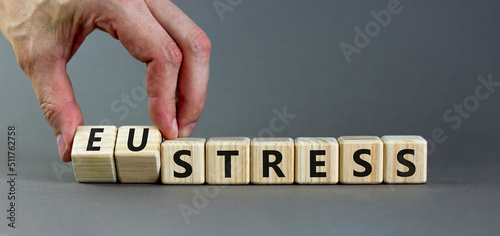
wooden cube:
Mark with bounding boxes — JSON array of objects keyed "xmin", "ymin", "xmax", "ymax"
[
  {"xmin": 381, "ymin": 135, "xmax": 427, "ymax": 184},
  {"xmin": 206, "ymin": 137, "xmax": 250, "ymax": 184},
  {"xmin": 114, "ymin": 126, "xmax": 162, "ymax": 183},
  {"xmin": 71, "ymin": 126, "xmax": 117, "ymax": 182},
  {"xmin": 251, "ymin": 138, "xmax": 294, "ymax": 184},
  {"xmin": 338, "ymin": 136, "xmax": 383, "ymax": 184},
  {"xmin": 161, "ymin": 138, "xmax": 206, "ymax": 184},
  {"xmin": 295, "ymin": 137, "xmax": 339, "ymax": 184}
]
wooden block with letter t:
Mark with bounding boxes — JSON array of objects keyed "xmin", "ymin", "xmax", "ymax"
[
  {"xmin": 381, "ymin": 135, "xmax": 427, "ymax": 184},
  {"xmin": 71, "ymin": 126, "xmax": 118, "ymax": 183},
  {"xmin": 295, "ymin": 137, "xmax": 339, "ymax": 184},
  {"xmin": 338, "ymin": 136, "xmax": 383, "ymax": 184},
  {"xmin": 206, "ymin": 137, "xmax": 250, "ymax": 184},
  {"xmin": 114, "ymin": 126, "xmax": 162, "ymax": 183},
  {"xmin": 251, "ymin": 138, "xmax": 294, "ymax": 184},
  {"xmin": 161, "ymin": 138, "xmax": 206, "ymax": 184}
]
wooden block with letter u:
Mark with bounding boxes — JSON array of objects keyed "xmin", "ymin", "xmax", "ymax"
[
  {"xmin": 206, "ymin": 137, "xmax": 250, "ymax": 184},
  {"xmin": 161, "ymin": 138, "xmax": 206, "ymax": 184},
  {"xmin": 381, "ymin": 135, "xmax": 427, "ymax": 184},
  {"xmin": 114, "ymin": 126, "xmax": 162, "ymax": 183},
  {"xmin": 338, "ymin": 136, "xmax": 383, "ymax": 184},
  {"xmin": 251, "ymin": 138, "xmax": 294, "ymax": 184},
  {"xmin": 71, "ymin": 126, "xmax": 118, "ymax": 182}
]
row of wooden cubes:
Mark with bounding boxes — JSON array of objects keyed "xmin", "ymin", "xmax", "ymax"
[{"xmin": 71, "ymin": 126, "xmax": 427, "ymax": 184}]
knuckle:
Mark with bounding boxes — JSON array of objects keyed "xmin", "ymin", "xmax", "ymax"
[
  {"xmin": 14, "ymin": 43, "xmax": 56, "ymax": 77},
  {"xmin": 40, "ymin": 100, "xmax": 60, "ymax": 127},
  {"xmin": 17, "ymin": 54, "xmax": 34, "ymax": 74},
  {"xmin": 163, "ymin": 41, "xmax": 183, "ymax": 68},
  {"xmin": 186, "ymin": 28, "xmax": 211, "ymax": 58},
  {"xmin": 14, "ymin": 45, "xmax": 38, "ymax": 74}
]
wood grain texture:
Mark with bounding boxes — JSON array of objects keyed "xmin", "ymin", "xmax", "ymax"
[
  {"xmin": 381, "ymin": 135, "xmax": 427, "ymax": 184},
  {"xmin": 251, "ymin": 138, "xmax": 294, "ymax": 184},
  {"xmin": 71, "ymin": 126, "xmax": 117, "ymax": 183},
  {"xmin": 206, "ymin": 137, "xmax": 250, "ymax": 184},
  {"xmin": 338, "ymin": 136, "xmax": 383, "ymax": 184},
  {"xmin": 114, "ymin": 126, "xmax": 162, "ymax": 183},
  {"xmin": 161, "ymin": 138, "xmax": 206, "ymax": 184},
  {"xmin": 295, "ymin": 137, "xmax": 338, "ymax": 184}
]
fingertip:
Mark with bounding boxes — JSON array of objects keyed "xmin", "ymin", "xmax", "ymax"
[
  {"xmin": 179, "ymin": 122, "xmax": 197, "ymax": 138},
  {"xmin": 52, "ymin": 102, "xmax": 82, "ymax": 162},
  {"xmin": 57, "ymin": 134, "xmax": 66, "ymax": 161},
  {"xmin": 172, "ymin": 118, "xmax": 178, "ymax": 139},
  {"xmin": 61, "ymin": 146, "xmax": 72, "ymax": 163},
  {"xmin": 148, "ymin": 96, "xmax": 178, "ymax": 140},
  {"xmin": 57, "ymin": 132, "xmax": 74, "ymax": 162},
  {"xmin": 151, "ymin": 114, "xmax": 178, "ymax": 140},
  {"xmin": 156, "ymin": 118, "xmax": 178, "ymax": 140},
  {"xmin": 175, "ymin": 98, "xmax": 205, "ymax": 138}
]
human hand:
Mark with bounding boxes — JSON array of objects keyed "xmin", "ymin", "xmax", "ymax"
[{"xmin": 0, "ymin": 0, "xmax": 211, "ymax": 162}]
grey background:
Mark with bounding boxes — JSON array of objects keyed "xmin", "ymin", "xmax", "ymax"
[{"xmin": 1, "ymin": 0, "xmax": 500, "ymax": 235}]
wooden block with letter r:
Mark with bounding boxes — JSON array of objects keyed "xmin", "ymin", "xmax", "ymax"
[
  {"xmin": 338, "ymin": 136, "xmax": 383, "ymax": 184},
  {"xmin": 295, "ymin": 137, "xmax": 339, "ymax": 184},
  {"xmin": 114, "ymin": 126, "xmax": 162, "ymax": 183},
  {"xmin": 161, "ymin": 138, "xmax": 206, "ymax": 184},
  {"xmin": 71, "ymin": 126, "xmax": 118, "ymax": 183},
  {"xmin": 251, "ymin": 138, "xmax": 294, "ymax": 184},
  {"xmin": 206, "ymin": 137, "xmax": 250, "ymax": 184},
  {"xmin": 381, "ymin": 135, "xmax": 427, "ymax": 184}
]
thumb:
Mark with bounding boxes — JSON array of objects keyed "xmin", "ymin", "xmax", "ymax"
[{"xmin": 26, "ymin": 60, "xmax": 83, "ymax": 162}]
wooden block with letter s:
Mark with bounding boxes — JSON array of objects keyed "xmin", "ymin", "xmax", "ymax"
[
  {"xmin": 338, "ymin": 136, "xmax": 383, "ymax": 184},
  {"xmin": 381, "ymin": 135, "xmax": 427, "ymax": 184},
  {"xmin": 161, "ymin": 138, "xmax": 206, "ymax": 184},
  {"xmin": 71, "ymin": 126, "xmax": 118, "ymax": 183},
  {"xmin": 114, "ymin": 126, "xmax": 162, "ymax": 183}
]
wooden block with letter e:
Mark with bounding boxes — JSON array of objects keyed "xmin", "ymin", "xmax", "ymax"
[
  {"xmin": 161, "ymin": 138, "xmax": 206, "ymax": 184},
  {"xmin": 114, "ymin": 126, "xmax": 162, "ymax": 183},
  {"xmin": 381, "ymin": 135, "xmax": 427, "ymax": 184},
  {"xmin": 338, "ymin": 136, "xmax": 383, "ymax": 184},
  {"xmin": 251, "ymin": 138, "xmax": 294, "ymax": 184},
  {"xmin": 206, "ymin": 137, "xmax": 250, "ymax": 184},
  {"xmin": 71, "ymin": 126, "xmax": 118, "ymax": 183},
  {"xmin": 295, "ymin": 137, "xmax": 339, "ymax": 184}
]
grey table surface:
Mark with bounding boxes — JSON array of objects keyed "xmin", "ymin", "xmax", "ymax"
[
  {"xmin": 1, "ymin": 1, "xmax": 500, "ymax": 235},
  {"xmin": 1, "ymin": 147, "xmax": 500, "ymax": 236}
]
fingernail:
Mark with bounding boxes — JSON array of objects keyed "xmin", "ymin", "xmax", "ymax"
[
  {"xmin": 172, "ymin": 118, "xmax": 179, "ymax": 138},
  {"xmin": 56, "ymin": 134, "xmax": 66, "ymax": 160},
  {"xmin": 179, "ymin": 122, "xmax": 197, "ymax": 138}
]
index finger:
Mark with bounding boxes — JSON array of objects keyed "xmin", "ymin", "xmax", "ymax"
[
  {"xmin": 146, "ymin": 0, "xmax": 211, "ymax": 137},
  {"xmin": 96, "ymin": 1, "xmax": 182, "ymax": 139}
]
